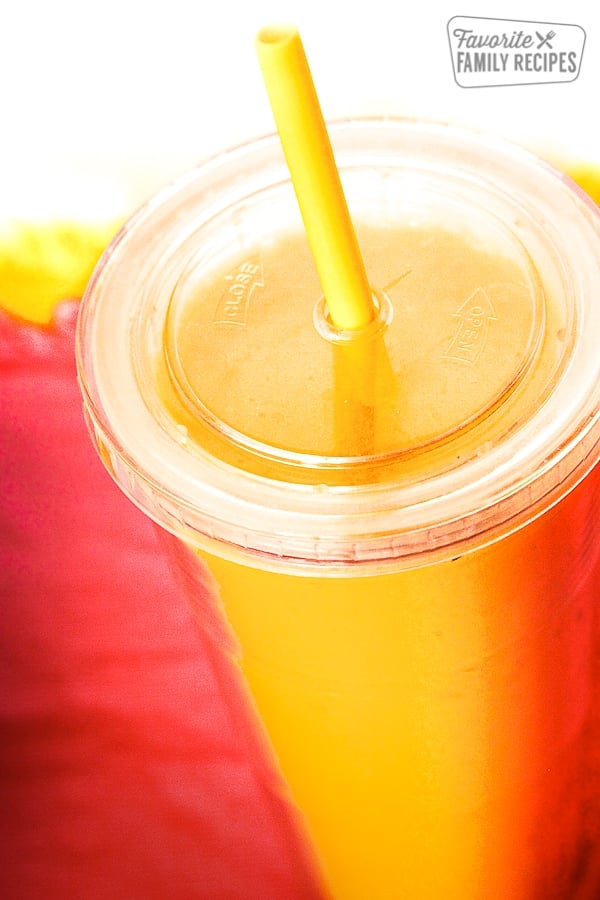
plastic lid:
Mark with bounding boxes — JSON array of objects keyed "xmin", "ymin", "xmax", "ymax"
[{"xmin": 76, "ymin": 120, "xmax": 600, "ymax": 572}]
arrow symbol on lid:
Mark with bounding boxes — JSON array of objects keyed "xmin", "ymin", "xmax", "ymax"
[{"xmin": 442, "ymin": 286, "xmax": 498, "ymax": 366}]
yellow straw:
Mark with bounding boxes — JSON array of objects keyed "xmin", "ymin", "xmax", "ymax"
[
  {"xmin": 256, "ymin": 25, "xmax": 374, "ymax": 331},
  {"xmin": 333, "ymin": 337, "xmax": 376, "ymax": 457}
]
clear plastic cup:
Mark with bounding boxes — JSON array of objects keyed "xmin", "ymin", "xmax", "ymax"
[{"xmin": 76, "ymin": 120, "xmax": 600, "ymax": 899}]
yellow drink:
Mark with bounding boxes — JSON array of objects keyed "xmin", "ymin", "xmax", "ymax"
[
  {"xmin": 158, "ymin": 222, "xmax": 597, "ymax": 898},
  {"xmin": 77, "ymin": 121, "xmax": 600, "ymax": 898},
  {"xmin": 195, "ymin": 485, "xmax": 600, "ymax": 900}
]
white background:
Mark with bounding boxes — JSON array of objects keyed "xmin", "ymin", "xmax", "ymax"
[{"xmin": 2, "ymin": 0, "xmax": 598, "ymax": 219}]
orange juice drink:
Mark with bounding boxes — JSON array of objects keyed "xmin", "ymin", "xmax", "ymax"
[{"xmin": 77, "ymin": 120, "xmax": 600, "ymax": 899}]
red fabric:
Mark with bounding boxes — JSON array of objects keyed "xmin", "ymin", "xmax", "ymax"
[{"xmin": 0, "ymin": 302, "xmax": 324, "ymax": 899}]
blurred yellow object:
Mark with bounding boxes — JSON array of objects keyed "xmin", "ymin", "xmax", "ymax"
[
  {"xmin": 568, "ymin": 165, "xmax": 600, "ymax": 207},
  {"xmin": 0, "ymin": 220, "xmax": 119, "ymax": 325}
]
